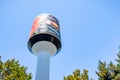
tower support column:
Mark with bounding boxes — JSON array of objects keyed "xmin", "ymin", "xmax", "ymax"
[{"xmin": 35, "ymin": 51, "xmax": 50, "ymax": 80}]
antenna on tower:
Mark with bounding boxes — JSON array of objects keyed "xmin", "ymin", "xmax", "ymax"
[{"xmin": 28, "ymin": 13, "xmax": 61, "ymax": 80}]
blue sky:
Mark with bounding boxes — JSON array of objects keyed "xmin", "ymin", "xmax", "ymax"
[{"xmin": 0, "ymin": 0, "xmax": 120, "ymax": 80}]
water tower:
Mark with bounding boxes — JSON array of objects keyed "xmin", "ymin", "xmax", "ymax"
[{"xmin": 28, "ymin": 13, "xmax": 61, "ymax": 80}]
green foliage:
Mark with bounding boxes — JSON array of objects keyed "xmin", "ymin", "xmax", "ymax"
[
  {"xmin": 0, "ymin": 57, "xmax": 32, "ymax": 80},
  {"xmin": 64, "ymin": 49, "xmax": 120, "ymax": 80},
  {"xmin": 64, "ymin": 69, "xmax": 89, "ymax": 80},
  {"xmin": 96, "ymin": 52, "xmax": 120, "ymax": 80}
]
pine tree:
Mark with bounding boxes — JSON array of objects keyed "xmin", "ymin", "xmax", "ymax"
[
  {"xmin": 0, "ymin": 56, "xmax": 32, "ymax": 80},
  {"xmin": 96, "ymin": 52, "xmax": 120, "ymax": 80}
]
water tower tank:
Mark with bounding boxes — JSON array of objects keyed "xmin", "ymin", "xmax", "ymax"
[{"xmin": 28, "ymin": 13, "xmax": 61, "ymax": 56}]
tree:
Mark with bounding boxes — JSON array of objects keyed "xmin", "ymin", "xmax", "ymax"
[
  {"xmin": 96, "ymin": 53, "xmax": 120, "ymax": 80},
  {"xmin": 0, "ymin": 56, "xmax": 32, "ymax": 80},
  {"xmin": 64, "ymin": 69, "xmax": 89, "ymax": 80},
  {"xmin": 64, "ymin": 49, "xmax": 120, "ymax": 80}
]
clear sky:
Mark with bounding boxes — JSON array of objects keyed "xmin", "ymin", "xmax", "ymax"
[{"xmin": 0, "ymin": 0, "xmax": 120, "ymax": 80}]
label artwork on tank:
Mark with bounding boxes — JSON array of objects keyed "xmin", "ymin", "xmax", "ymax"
[{"xmin": 29, "ymin": 14, "xmax": 60, "ymax": 40}]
